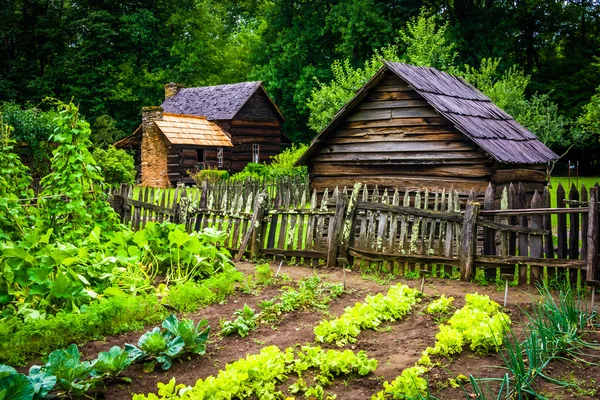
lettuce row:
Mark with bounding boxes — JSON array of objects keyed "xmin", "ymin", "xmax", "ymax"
[
  {"xmin": 373, "ymin": 293, "xmax": 511, "ymax": 399},
  {"xmin": 132, "ymin": 345, "xmax": 378, "ymax": 400},
  {"xmin": 314, "ymin": 284, "xmax": 420, "ymax": 346}
]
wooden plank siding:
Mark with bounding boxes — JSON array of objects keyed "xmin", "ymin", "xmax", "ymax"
[
  {"xmin": 223, "ymin": 90, "xmax": 284, "ymax": 173},
  {"xmin": 307, "ymin": 73, "xmax": 493, "ymax": 194},
  {"xmin": 166, "ymin": 144, "xmax": 232, "ymax": 184}
]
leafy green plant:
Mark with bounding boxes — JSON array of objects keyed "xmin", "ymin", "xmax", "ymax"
[
  {"xmin": 221, "ymin": 304, "xmax": 257, "ymax": 337},
  {"xmin": 161, "ymin": 314, "xmax": 210, "ymax": 355},
  {"xmin": 36, "ymin": 100, "xmax": 120, "ymax": 241},
  {"xmin": 43, "ymin": 344, "xmax": 96, "ymax": 397},
  {"xmin": 0, "ymin": 365, "xmax": 36, "ymax": 400},
  {"xmin": 426, "ymin": 295, "xmax": 454, "ymax": 314},
  {"xmin": 0, "ymin": 117, "xmax": 33, "ymax": 241},
  {"xmin": 90, "ymin": 346, "xmax": 132, "ymax": 381},
  {"xmin": 92, "ymin": 145, "xmax": 136, "ymax": 187},
  {"xmin": 126, "ymin": 327, "xmax": 185, "ymax": 373},
  {"xmin": 126, "ymin": 313, "xmax": 210, "ymax": 373},
  {"xmin": 372, "ymin": 366, "xmax": 428, "ymax": 400},
  {"xmin": 314, "ymin": 283, "xmax": 420, "ymax": 346},
  {"xmin": 254, "ymin": 263, "xmax": 274, "ymax": 286}
]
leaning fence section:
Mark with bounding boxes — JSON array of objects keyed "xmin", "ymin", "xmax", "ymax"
[{"xmin": 108, "ymin": 179, "xmax": 600, "ymax": 288}]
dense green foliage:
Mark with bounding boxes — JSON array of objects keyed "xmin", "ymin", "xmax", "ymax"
[
  {"xmin": 0, "ymin": 118, "xmax": 33, "ymax": 241},
  {"xmin": 2, "ymin": 0, "xmax": 598, "ymax": 150},
  {"xmin": 0, "ymin": 292, "xmax": 166, "ymax": 365},
  {"xmin": 0, "ymin": 103, "xmax": 57, "ymax": 176},
  {"xmin": 231, "ymin": 143, "xmax": 308, "ymax": 180},
  {"xmin": 36, "ymin": 101, "xmax": 119, "ymax": 240},
  {"xmin": 92, "ymin": 146, "xmax": 136, "ymax": 187},
  {"xmin": 189, "ymin": 168, "xmax": 230, "ymax": 185}
]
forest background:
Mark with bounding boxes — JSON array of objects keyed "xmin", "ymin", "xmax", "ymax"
[{"xmin": 1, "ymin": 0, "xmax": 600, "ymax": 174}]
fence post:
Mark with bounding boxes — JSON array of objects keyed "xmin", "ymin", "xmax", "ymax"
[
  {"xmin": 529, "ymin": 191, "xmax": 543, "ymax": 285},
  {"xmin": 327, "ymin": 189, "xmax": 347, "ymax": 268},
  {"xmin": 251, "ymin": 193, "xmax": 269, "ymax": 259},
  {"xmin": 235, "ymin": 191, "xmax": 267, "ymax": 261},
  {"xmin": 483, "ymin": 183, "xmax": 496, "ymax": 280},
  {"xmin": 460, "ymin": 201, "xmax": 480, "ymax": 281},
  {"xmin": 587, "ymin": 186, "xmax": 598, "ymax": 282},
  {"xmin": 339, "ymin": 183, "xmax": 362, "ymax": 261}
]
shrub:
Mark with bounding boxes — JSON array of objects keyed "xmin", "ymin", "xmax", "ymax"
[
  {"xmin": 231, "ymin": 144, "xmax": 308, "ymax": 180},
  {"xmin": 0, "ymin": 102, "xmax": 57, "ymax": 176},
  {"xmin": 92, "ymin": 145, "xmax": 136, "ymax": 186},
  {"xmin": 189, "ymin": 167, "xmax": 229, "ymax": 185}
]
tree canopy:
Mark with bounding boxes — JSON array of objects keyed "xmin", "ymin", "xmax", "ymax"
[{"xmin": 1, "ymin": 0, "xmax": 599, "ymax": 157}]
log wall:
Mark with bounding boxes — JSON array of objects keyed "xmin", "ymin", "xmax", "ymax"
[
  {"xmin": 166, "ymin": 144, "xmax": 232, "ymax": 184},
  {"xmin": 218, "ymin": 90, "xmax": 284, "ymax": 173},
  {"xmin": 307, "ymin": 72, "xmax": 493, "ymax": 195},
  {"xmin": 306, "ymin": 71, "xmax": 549, "ymax": 198}
]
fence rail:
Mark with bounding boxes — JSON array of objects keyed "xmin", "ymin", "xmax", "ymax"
[{"xmin": 108, "ymin": 177, "xmax": 600, "ymax": 287}]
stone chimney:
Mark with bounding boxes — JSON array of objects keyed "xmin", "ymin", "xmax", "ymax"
[
  {"xmin": 140, "ymin": 106, "xmax": 170, "ymax": 188},
  {"xmin": 164, "ymin": 83, "xmax": 184, "ymax": 100}
]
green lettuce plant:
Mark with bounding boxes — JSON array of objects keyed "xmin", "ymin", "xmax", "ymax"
[
  {"xmin": 220, "ymin": 304, "xmax": 257, "ymax": 337},
  {"xmin": 90, "ymin": 346, "xmax": 132, "ymax": 381},
  {"xmin": 161, "ymin": 314, "xmax": 210, "ymax": 355},
  {"xmin": 126, "ymin": 327, "xmax": 185, "ymax": 373}
]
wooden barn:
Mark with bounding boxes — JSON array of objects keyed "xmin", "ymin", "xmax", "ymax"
[
  {"xmin": 116, "ymin": 81, "xmax": 288, "ymax": 187},
  {"xmin": 297, "ymin": 61, "xmax": 558, "ymax": 197},
  {"xmin": 115, "ymin": 108, "xmax": 233, "ymax": 187},
  {"xmin": 161, "ymin": 81, "xmax": 288, "ymax": 173}
]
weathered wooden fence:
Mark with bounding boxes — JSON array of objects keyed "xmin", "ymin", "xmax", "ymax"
[{"xmin": 108, "ymin": 178, "xmax": 600, "ymax": 288}]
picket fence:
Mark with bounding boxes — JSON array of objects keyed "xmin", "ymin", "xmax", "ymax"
[{"xmin": 108, "ymin": 177, "xmax": 600, "ymax": 288}]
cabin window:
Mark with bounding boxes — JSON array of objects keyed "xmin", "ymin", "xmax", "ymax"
[
  {"xmin": 196, "ymin": 149, "xmax": 204, "ymax": 169},
  {"xmin": 253, "ymin": 144, "xmax": 260, "ymax": 163},
  {"xmin": 217, "ymin": 148, "xmax": 223, "ymax": 168}
]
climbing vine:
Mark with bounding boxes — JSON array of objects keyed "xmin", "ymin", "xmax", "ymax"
[
  {"xmin": 36, "ymin": 100, "xmax": 119, "ymax": 240},
  {"xmin": 0, "ymin": 116, "xmax": 33, "ymax": 240}
]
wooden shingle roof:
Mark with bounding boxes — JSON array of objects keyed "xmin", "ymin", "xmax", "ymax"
[
  {"xmin": 156, "ymin": 114, "xmax": 233, "ymax": 147},
  {"xmin": 299, "ymin": 61, "xmax": 558, "ymax": 166},
  {"xmin": 383, "ymin": 61, "xmax": 558, "ymax": 164},
  {"xmin": 160, "ymin": 81, "xmax": 283, "ymax": 121}
]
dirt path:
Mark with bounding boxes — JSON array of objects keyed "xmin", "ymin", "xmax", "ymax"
[{"xmin": 45, "ymin": 262, "xmax": 599, "ymax": 399}]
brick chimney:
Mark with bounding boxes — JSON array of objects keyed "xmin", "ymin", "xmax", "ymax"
[
  {"xmin": 164, "ymin": 83, "xmax": 184, "ymax": 100},
  {"xmin": 140, "ymin": 106, "xmax": 170, "ymax": 188}
]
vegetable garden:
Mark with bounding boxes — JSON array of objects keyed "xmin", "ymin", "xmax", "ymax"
[{"xmin": 1, "ymin": 103, "xmax": 600, "ymax": 399}]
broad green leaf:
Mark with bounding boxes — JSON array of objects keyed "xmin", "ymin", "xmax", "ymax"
[
  {"xmin": 168, "ymin": 229, "xmax": 190, "ymax": 248},
  {"xmin": 0, "ymin": 373, "xmax": 35, "ymax": 400}
]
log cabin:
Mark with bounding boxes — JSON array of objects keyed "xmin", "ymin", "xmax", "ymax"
[
  {"xmin": 115, "ymin": 81, "xmax": 288, "ymax": 187},
  {"xmin": 297, "ymin": 61, "xmax": 559, "ymax": 198}
]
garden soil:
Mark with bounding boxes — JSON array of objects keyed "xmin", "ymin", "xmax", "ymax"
[{"xmin": 37, "ymin": 262, "xmax": 600, "ymax": 399}]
